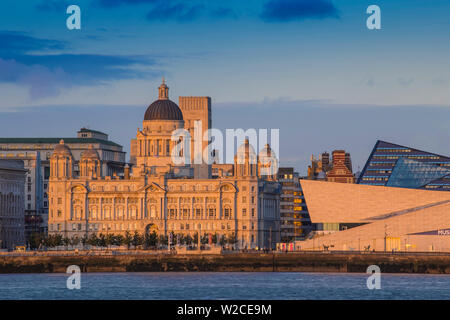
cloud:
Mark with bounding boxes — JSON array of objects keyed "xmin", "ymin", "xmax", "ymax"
[
  {"xmin": 260, "ymin": 0, "xmax": 339, "ymax": 22},
  {"xmin": 146, "ymin": 3, "xmax": 206, "ymax": 22},
  {"xmin": 35, "ymin": 0, "xmax": 71, "ymax": 12},
  {"xmin": 96, "ymin": 0, "xmax": 159, "ymax": 7},
  {"xmin": 0, "ymin": 31, "xmax": 66, "ymax": 56},
  {"xmin": 0, "ymin": 31, "xmax": 160, "ymax": 99}
]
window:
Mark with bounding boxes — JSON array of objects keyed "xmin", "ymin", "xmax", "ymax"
[
  {"xmin": 242, "ymin": 197, "xmax": 246, "ymax": 203},
  {"xmin": 242, "ymin": 209, "xmax": 247, "ymax": 217},
  {"xmin": 252, "ymin": 208, "xmax": 255, "ymax": 217}
]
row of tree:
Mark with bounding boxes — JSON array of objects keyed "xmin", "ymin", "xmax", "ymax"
[{"xmin": 28, "ymin": 231, "xmax": 237, "ymax": 250}]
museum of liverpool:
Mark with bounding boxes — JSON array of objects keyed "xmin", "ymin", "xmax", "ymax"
[{"xmin": 297, "ymin": 140, "xmax": 450, "ymax": 252}]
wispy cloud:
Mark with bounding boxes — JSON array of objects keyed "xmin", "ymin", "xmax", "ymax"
[
  {"xmin": 0, "ymin": 31, "xmax": 159, "ymax": 99},
  {"xmin": 96, "ymin": 0, "xmax": 159, "ymax": 7},
  {"xmin": 146, "ymin": 2, "xmax": 206, "ymax": 22},
  {"xmin": 260, "ymin": 0, "xmax": 339, "ymax": 22}
]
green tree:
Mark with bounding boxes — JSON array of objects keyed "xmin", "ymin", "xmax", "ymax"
[
  {"xmin": 105, "ymin": 234, "xmax": 115, "ymax": 249},
  {"xmin": 159, "ymin": 235, "xmax": 168, "ymax": 246},
  {"xmin": 115, "ymin": 234, "xmax": 124, "ymax": 247},
  {"xmin": 145, "ymin": 231, "xmax": 158, "ymax": 249},
  {"xmin": 98, "ymin": 233, "xmax": 107, "ymax": 248},
  {"xmin": 124, "ymin": 231, "xmax": 133, "ymax": 250},
  {"xmin": 81, "ymin": 235, "xmax": 88, "ymax": 248},
  {"xmin": 87, "ymin": 234, "xmax": 99, "ymax": 247},
  {"xmin": 62, "ymin": 237, "xmax": 70, "ymax": 250},
  {"xmin": 132, "ymin": 231, "xmax": 143, "ymax": 249},
  {"xmin": 185, "ymin": 234, "xmax": 193, "ymax": 245},
  {"xmin": 219, "ymin": 235, "xmax": 226, "ymax": 246},
  {"xmin": 29, "ymin": 232, "xmax": 43, "ymax": 250}
]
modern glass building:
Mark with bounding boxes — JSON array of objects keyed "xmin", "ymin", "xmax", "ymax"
[{"xmin": 357, "ymin": 140, "xmax": 450, "ymax": 191}]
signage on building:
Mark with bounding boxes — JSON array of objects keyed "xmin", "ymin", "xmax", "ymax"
[{"xmin": 409, "ymin": 228, "xmax": 450, "ymax": 236}]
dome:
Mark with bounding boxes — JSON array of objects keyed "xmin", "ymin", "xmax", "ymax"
[
  {"xmin": 144, "ymin": 99, "xmax": 183, "ymax": 121},
  {"xmin": 237, "ymin": 139, "xmax": 257, "ymax": 156},
  {"xmin": 235, "ymin": 139, "xmax": 257, "ymax": 163},
  {"xmin": 258, "ymin": 144, "xmax": 276, "ymax": 159},
  {"xmin": 81, "ymin": 144, "xmax": 99, "ymax": 159},
  {"xmin": 144, "ymin": 78, "xmax": 183, "ymax": 121},
  {"xmin": 52, "ymin": 139, "xmax": 72, "ymax": 157}
]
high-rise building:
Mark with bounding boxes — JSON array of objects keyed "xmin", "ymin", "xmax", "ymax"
[
  {"xmin": 357, "ymin": 140, "xmax": 450, "ymax": 190},
  {"xmin": 0, "ymin": 129, "xmax": 126, "ymax": 242},
  {"xmin": 278, "ymin": 168, "xmax": 312, "ymax": 242},
  {"xmin": 0, "ymin": 159, "xmax": 26, "ymax": 250}
]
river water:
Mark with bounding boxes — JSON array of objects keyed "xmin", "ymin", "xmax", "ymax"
[{"xmin": 0, "ymin": 272, "xmax": 449, "ymax": 300}]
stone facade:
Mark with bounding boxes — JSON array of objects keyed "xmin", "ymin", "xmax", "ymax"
[
  {"xmin": 0, "ymin": 129, "xmax": 126, "ymax": 241},
  {"xmin": 0, "ymin": 160, "xmax": 26, "ymax": 250},
  {"xmin": 48, "ymin": 81, "xmax": 281, "ymax": 249}
]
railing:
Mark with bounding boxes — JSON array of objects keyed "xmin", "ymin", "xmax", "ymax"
[{"xmin": 1, "ymin": 249, "xmax": 450, "ymax": 257}]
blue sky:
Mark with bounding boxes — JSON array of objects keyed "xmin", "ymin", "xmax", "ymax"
[{"xmin": 0, "ymin": 0, "xmax": 449, "ymax": 173}]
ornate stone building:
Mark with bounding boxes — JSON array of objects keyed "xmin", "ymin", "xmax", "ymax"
[
  {"xmin": 48, "ymin": 81, "xmax": 281, "ymax": 249},
  {"xmin": 0, "ymin": 159, "xmax": 26, "ymax": 250},
  {"xmin": 0, "ymin": 128, "xmax": 126, "ymax": 241}
]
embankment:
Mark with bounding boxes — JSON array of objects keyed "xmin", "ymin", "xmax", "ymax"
[{"xmin": 1, "ymin": 252, "xmax": 449, "ymax": 274}]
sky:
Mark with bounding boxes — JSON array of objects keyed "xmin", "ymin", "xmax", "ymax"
[{"xmin": 0, "ymin": 0, "xmax": 449, "ymax": 174}]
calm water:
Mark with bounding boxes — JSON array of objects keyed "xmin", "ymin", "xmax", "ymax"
[{"xmin": 0, "ymin": 272, "xmax": 449, "ymax": 300}]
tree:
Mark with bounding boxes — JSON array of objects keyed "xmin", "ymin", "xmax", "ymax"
[
  {"xmin": 145, "ymin": 231, "xmax": 158, "ymax": 249},
  {"xmin": 219, "ymin": 235, "xmax": 226, "ymax": 246},
  {"xmin": 81, "ymin": 235, "xmax": 88, "ymax": 248},
  {"xmin": 185, "ymin": 234, "xmax": 193, "ymax": 245},
  {"xmin": 105, "ymin": 234, "xmax": 115, "ymax": 249},
  {"xmin": 87, "ymin": 234, "xmax": 99, "ymax": 247},
  {"xmin": 201, "ymin": 233, "xmax": 208, "ymax": 244},
  {"xmin": 62, "ymin": 237, "xmax": 71, "ymax": 250},
  {"xmin": 227, "ymin": 232, "xmax": 236, "ymax": 245},
  {"xmin": 132, "ymin": 231, "xmax": 143, "ymax": 249},
  {"xmin": 159, "ymin": 235, "xmax": 168, "ymax": 246},
  {"xmin": 98, "ymin": 233, "xmax": 107, "ymax": 248},
  {"xmin": 115, "ymin": 234, "xmax": 124, "ymax": 247},
  {"xmin": 193, "ymin": 233, "xmax": 199, "ymax": 246},
  {"xmin": 29, "ymin": 232, "xmax": 44, "ymax": 250},
  {"xmin": 124, "ymin": 231, "xmax": 133, "ymax": 250}
]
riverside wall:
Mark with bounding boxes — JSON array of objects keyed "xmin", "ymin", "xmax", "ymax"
[{"xmin": 0, "ymin": 252, "xmax": 449, "ymax": 274}]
